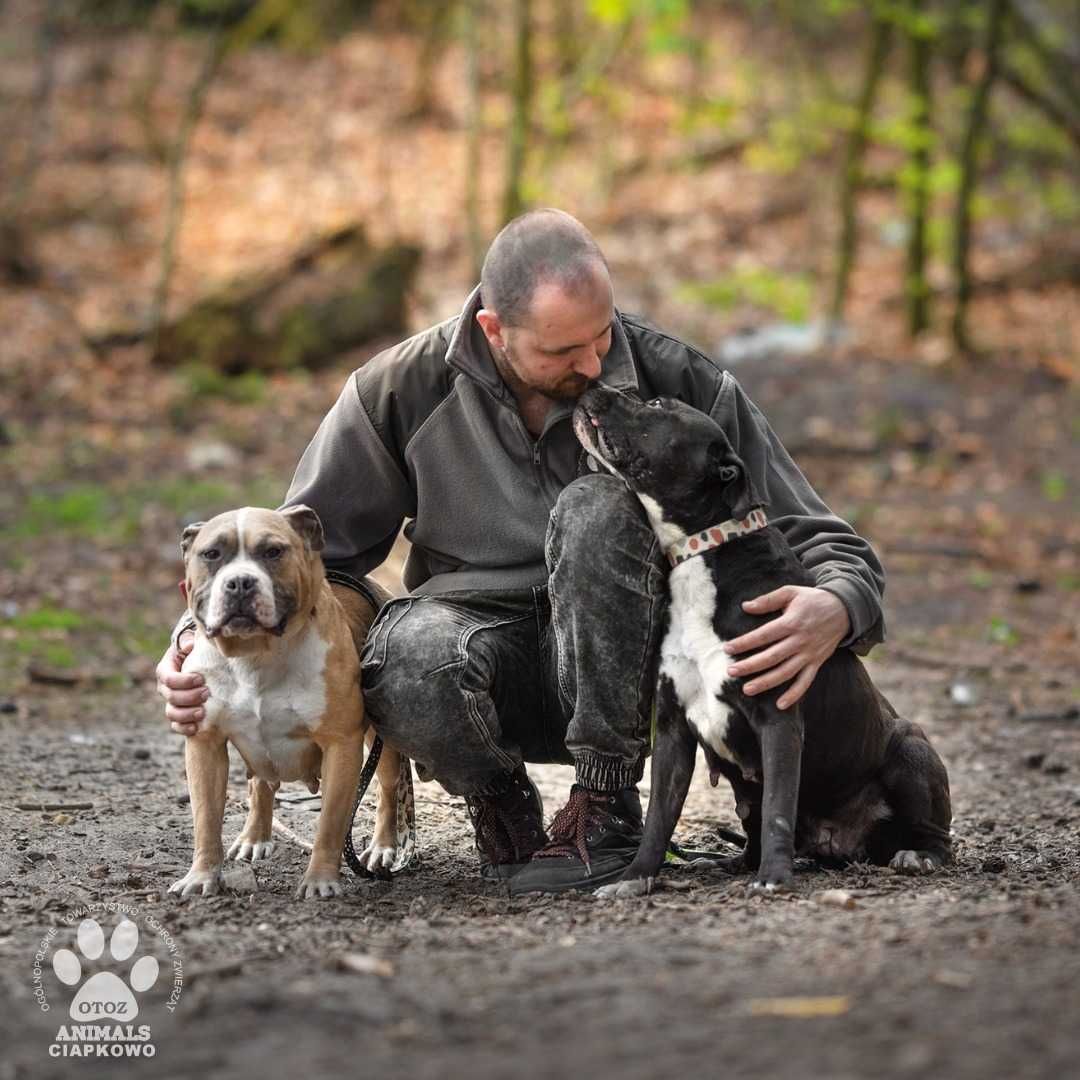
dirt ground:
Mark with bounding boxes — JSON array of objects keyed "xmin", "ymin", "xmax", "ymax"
[{"xmin": 2, "ymin": 352, "xmax": 1078, "ymax": 1080}]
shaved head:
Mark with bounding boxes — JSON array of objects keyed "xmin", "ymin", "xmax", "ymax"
[{"xmin": 480, "ymin": 208, "xmax": 609, "ymax": 328}]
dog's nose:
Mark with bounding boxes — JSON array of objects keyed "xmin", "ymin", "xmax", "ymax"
[{"xmin": 224, "ymin": 574, "xmax": 257, "ymax": 596}]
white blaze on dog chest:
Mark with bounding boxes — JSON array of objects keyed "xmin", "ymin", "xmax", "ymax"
[
  {"xmin": 661, "ymin": 556, "xmax": 737, "ymax": 761},
  {"xmin": 185, "ymin": 627, "xmax": 330, "ymax": 784}
]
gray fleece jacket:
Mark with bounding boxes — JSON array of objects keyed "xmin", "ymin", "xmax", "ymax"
[{"xmin": 282, "ymin": 286, "xmax": 885, "ymax": 652}]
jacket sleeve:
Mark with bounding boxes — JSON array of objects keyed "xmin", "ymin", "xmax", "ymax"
[
  {"xmin": 280, "ymin": 369, "xmax": 415, "ymax": 579},
  {"xmin": 709, "ymin": 372, "xmax": 886, "ymax": 653}
]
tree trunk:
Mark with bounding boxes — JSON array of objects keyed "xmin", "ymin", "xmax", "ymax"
[
  {"xmin": 149, "ymin": 28, "xmax": 228, "ymax": 358},
  {"xmin": 501, "ymin": 0, "xmax": 532, "ymax": 225},
  {"xmin": 463, "ymin": 0, "xmax": 484, "ymax": 281},
  {"xmin": 905, "ymin": 0, "xmax": 934, "ymax": 338},
  {"xmin": 831, "ymin": 13, "xmax": 893, "ymax": 323},
  {"xmin": 952, "ymin": 0, "xmax": 1009, "ymax": 355}
]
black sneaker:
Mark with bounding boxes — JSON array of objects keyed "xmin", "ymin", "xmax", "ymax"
[
  {"xmin": 465, "ymin": 765, "xmax": 548, "ymax": 881},
  {"xmin": 508, "ymin": 784, "xmax": 643, "ymax": 896}
]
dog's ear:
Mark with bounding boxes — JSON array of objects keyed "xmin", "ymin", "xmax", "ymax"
[
  {"xmin": 708, "ymin": 442, "xmax": 762, "ymax": 521},
  {"xmin": 281, "ymin": 504, "xmax": 325, "ymax": 552},
  {"xmin": 180, "ymin": 521, "xmax": 206, "ymax": 560}
]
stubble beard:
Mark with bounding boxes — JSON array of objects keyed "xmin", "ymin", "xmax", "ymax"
[{"xmin": 496, "ymin": 342, "xmax": 591, "ymax": 403}]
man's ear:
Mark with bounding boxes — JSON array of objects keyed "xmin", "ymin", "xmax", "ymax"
[
  {"xmin": 180, "ymin": 522, "xmax": 206, "ymax": 560},
  {"xmin": 475, "ymin": 308, "xmax": 507, "ymax": 354},
  {"xmin": 281, "ymin": 504, "xmax": 325, "ymax": 552}
]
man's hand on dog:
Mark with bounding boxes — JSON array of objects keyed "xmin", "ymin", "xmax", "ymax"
[
  {"xmin": 156, "ymin": 630, "xmax": 205, "ymax": 736},
  {"xmin": 724, "ymin": 586, "xmax": 849, "ymax": 710}
]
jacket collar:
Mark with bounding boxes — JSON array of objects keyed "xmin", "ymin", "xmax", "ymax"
[{"xmin": 444, "ymin": 284, "xmax": 640, "ymax": 400}]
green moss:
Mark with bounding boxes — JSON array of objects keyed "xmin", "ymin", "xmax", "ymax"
[
  {"xmin": 5, "ymin": 606, "xmax": 85, "ymax": 631},
  {"xmin": 681, "ymin": 267, "xmax": 812, "ymax": 322}
]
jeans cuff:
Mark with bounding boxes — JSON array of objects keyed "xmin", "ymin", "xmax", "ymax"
[{"xmin": 573, "ymin": 750, "xmax": 645, "ymax": 793}]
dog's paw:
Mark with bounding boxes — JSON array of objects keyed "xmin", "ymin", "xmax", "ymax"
[
  {"xmin": 294, "ymin": 872, "xmax": 344, "ymax": 900},
  {"xmin": 357, "ymin": 842, "xmax": 397, "ymax": 878},
  {"xmin": 227, "ymin": 835, "xmax": 275, "ymax": 862},
  {"xmin": 169, "ymin": 866, "xmax": 223, "ymax": 898},
  {"xmin": 889, "ymin": 849, "xmax": 941, "ymax": 875},
  {"xmin": 594, "ymin": 877, "xmax": 652, "ymax": 901},
  {"xmin": 749, "ymin": 871, "xmax": 794, "ymax": 895}
]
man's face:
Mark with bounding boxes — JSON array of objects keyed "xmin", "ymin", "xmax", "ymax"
[{"xmin": 478, "ymin": 265, "xmax": 615, "ymax": 402}]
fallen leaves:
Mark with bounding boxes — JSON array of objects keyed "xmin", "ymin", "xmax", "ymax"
[{"xmin": 747, "ymin": 995, "xmax": 852, "ymax": 1018}]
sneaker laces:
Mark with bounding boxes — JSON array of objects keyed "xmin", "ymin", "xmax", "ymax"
[
  {"xmin": 465, "ymin": 779, "xmax": 545, "ymax": 866},
  {"xmin": 534, "ymin": 785, "xmax": 613, "ymax": 872}
]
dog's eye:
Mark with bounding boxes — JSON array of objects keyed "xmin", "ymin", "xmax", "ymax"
[
  {"xmin": 647, "ymin": 398, "xmax": 663, "ymax": 409},
  {"xmin": 201, "ymin": 549, "xmax": 220, "ymax": 562},
  {"xmin": 263, "ymin": 546, "xmax": 284, "ymax": 560}
]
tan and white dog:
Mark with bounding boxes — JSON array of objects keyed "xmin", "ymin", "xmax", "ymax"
[{"xmin": 171, "ymin": 504, "xmax": 400, "ymax": 900}]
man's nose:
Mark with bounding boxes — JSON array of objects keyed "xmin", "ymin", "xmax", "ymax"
[{"xmin": 575, "ymin": 347, "xmax": 603, "ymax": 380}]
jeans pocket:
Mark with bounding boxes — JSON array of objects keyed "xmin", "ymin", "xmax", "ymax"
[{"xmin": 359, "ymin": 597, "xmax": 413, "ymax": 674}]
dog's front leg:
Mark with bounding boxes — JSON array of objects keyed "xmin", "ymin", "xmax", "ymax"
[
  {"xmin": 170, "ymin": 735, "xmax": 229, "ymax": 898},
  {"xmin": 227, "ymin": 776, "xmax": 279, "ymax": 863},
  {"xmin": 356, "ymin": 727, "xmax": 401, "ymax": 877},
  {"xmin": 752, "ymin": 705, "xmax": 804, "ymax": 893},
  {"xmin": 596, "ymin": 676, "xmax": 697, "ymax": 900},
  {"xmin": 296, "ymin": 731, "xmax": 364, "ymax": 899}
]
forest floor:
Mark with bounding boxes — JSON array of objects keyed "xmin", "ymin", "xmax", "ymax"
[
  {"xmin": 1, "ymin": 8, "xmax": 1079, "ymax": 1080},
  {"xmin": 1, "ymin": 350, "xmax": 1078, "ymax": 1080}
]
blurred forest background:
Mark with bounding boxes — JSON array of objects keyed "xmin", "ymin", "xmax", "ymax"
[{"xmin": 0, "ymin": 0, "xmax": 1077, "ymax": 696}]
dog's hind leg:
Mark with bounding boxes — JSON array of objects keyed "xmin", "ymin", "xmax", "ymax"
[
  {"xmin": 751, "ymin": 706, "xmax": 804, "ymax": 893},
  {"xmin": 596, "ymin": 675, "xmax": 697, "ymax": 900},
  {"xmin": 357, "ymin": 727, "xmax": 401, "ymax": 877},
  {"xmin": 874, "ymin": 723, "xmax": 953, "ymax": 874},
  {"xmin": 227, "ymin": 776, "xmax": 279, "ymax": 863}
]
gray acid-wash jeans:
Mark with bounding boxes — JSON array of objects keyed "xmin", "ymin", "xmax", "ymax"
[{"xmin": 359, "ymin": 474, "xmax": 668, "ymax": 797}]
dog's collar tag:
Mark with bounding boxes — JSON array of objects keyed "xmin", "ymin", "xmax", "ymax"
[{"xmin": 666, "ymin": 508, "xmax": 769, "ymax": 567}]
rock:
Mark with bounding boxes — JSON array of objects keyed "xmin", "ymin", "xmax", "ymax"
[
  {"xmin": 933, "ymin": 969, "xmax": 973, "ymax": 989},
  {"xmin": 950, "ymin": 682, "xmax": 979, "ymax": 707},
  {"xmin": 0, "ymin": 700, "xmax": 17, "ymax": 714},
  {"xmin": 1023, "ymin": 752, "xmax": 1046, "ymax": 769},
  {"xmin": 185, "ymin": 442, "xmax": 241, "ymax": 471},
  {"xmin": 88, "ymin": 863, "xmax": 110, "ymax": 878},
  {"xmin": 1042, "ymin": 758, "xmax": 1069, "ymax": 776},
  {"xmin": 133, "ymin": 748, "xmax": 151, "ymax": 761},
  {"xmin": 815, "ymin": 889, "xmax": 857, "ymax": 910},
  {"xmin": 981, "ymin": 856, "xmax": 1007, "ymax": 873},
  {"xmin": 335, "ymin": 952, "xmax": 394, "ymax": 978},
  {"xmin": 223, "ymin": 863, "xmax": 258, "ymax": 893}
]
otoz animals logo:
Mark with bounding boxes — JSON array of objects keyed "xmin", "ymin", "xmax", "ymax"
[{"xmin": 31, "ymin": 903, "xmax": 183, "ymax": 1060}]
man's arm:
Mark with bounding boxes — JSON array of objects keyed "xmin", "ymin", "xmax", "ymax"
[{"xmin": 709, "ymin": 372, "xmax": 886, "ymax": 708}]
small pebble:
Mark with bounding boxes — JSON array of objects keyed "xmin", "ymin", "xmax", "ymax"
[{"xmin": 815, "ymin": 888, "xmax": 856, "ymax": 910}]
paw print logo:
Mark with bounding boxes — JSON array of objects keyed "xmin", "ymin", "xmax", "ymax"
[{"xmin": 52, "ymin": 918, "xmax": 160, "ymax": 1021}]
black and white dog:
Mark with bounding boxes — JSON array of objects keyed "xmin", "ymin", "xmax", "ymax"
[{"xmin": 573, "ymin": 384, "xmax": 952, "ymax": 898}]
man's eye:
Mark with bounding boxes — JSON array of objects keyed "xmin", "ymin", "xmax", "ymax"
[
  {"xmin": 201, "ymin": 549, "xmax": 220, "ymax": 562},
  {"xmin": 264, "ymin": 546, "xmax": 284, "ymax": 560}
]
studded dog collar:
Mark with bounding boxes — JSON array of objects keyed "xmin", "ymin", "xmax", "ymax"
[{"xmin": 666, "ymin": 507, "xmax": 769, "ymax": 567}]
